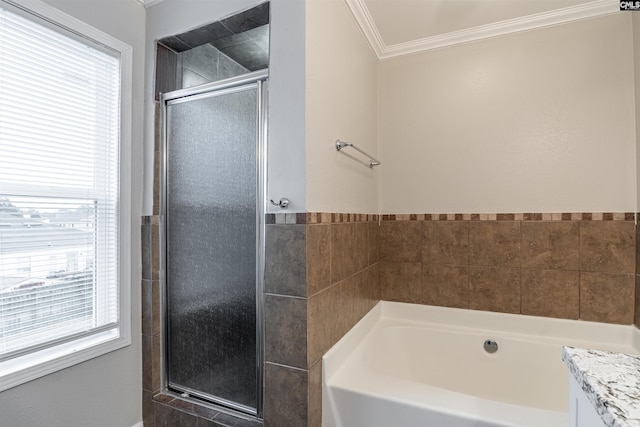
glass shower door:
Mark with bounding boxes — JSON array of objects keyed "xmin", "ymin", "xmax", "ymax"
[{"xmin": 164, "ymin": 80, "xmax": 263, "ymax": 414}]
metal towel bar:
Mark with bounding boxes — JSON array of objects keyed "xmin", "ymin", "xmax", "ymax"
[{"xmin": 335, "ymin": 139, "xmax": 381, "ymax": 168}]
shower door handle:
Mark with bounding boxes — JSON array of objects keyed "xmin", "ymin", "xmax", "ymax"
[{"xmin": 270, "ymin": 198, "xmax": 289, "ymax": 209}]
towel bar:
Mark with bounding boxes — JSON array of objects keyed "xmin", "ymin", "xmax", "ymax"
[{"xmin": 335, "ymin": 139, "xmax": 381, "ymax": 168}]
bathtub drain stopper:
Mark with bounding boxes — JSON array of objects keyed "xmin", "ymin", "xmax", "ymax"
[{"xmin": 483, "ymin": 339, "xmax": 498, "ymax": 354}]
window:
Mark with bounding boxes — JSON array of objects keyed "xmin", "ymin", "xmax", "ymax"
[{"xmin": 0, "ymin": 0, "xmax": 132, "ymax": 390}]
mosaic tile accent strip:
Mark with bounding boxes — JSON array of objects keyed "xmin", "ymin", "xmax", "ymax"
[
  {"xmin": 267, "ymin": 212, "xmax": 380, "ymax": 225},
  {"xmin": 380, "ymin": 213, "xmax": 636, "ymax": 221},
  {"xmin": 266, "ymin": 212, "xmax": 636, "ymax": 224},
  {"xmin": 266, "ymin": 212, "xmax": 308, "ymax": 225}
]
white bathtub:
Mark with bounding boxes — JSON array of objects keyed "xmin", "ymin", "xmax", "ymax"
[{"xmin": 322, "ymin": 301, "xmax": 640, "ymax": 427}]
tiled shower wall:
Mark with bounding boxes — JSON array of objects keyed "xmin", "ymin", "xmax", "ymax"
[
  {"xmin": 263, "ymin": 213, "xmax": 379, "ymax": 427},
  {"xmin": 379, "ymin": 213, "xmax": 638, "ymax": 325},
  {"xmin": 141, "ymin": 212, "xmax": 380, "ymax": 427}
]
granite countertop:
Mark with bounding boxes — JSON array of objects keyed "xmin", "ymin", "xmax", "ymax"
[{"xmin": 563, "ymin": 346, "xmax": 640, "ymax": 427}]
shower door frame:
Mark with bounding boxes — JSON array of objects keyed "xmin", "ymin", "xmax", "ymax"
[{"xmin": 158, "ymin": 69, "xmax": 268, "ymax": 418}]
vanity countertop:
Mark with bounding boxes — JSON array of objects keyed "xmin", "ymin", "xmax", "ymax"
[{"xmin": 563, "ymin": 346, "xmax": 640, "ymax": 427}]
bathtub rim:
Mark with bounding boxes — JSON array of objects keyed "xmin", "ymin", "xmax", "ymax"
[
  {"xmin": 322, "ymin": 301, "xmax": 640, "ymax": 427},
  {"xmin": 324, "ymin": 301, "xmax": 640, "ymax": 381}
]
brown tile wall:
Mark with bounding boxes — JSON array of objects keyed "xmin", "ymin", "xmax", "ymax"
[
  {"xmin": 141, "ymin": 216, "xmax": 161, "ymax": 426},
  {"xmin": 305, "ymin": 215, "xmax": 380, "ymax": 427},
  {"xmin": 264, "ymin": 213, "xmax": 380, "ymax": 427},
  {"xmin": 380, "ymin": 214, "xmax": 637, "ymax": 325},
  {"xmin": 264, "ymin": 222, "xmax": 307, "ymax": 427},
  {"xmin": 636, "ymin": 224, "xmax": 640, "ymax": 327}
]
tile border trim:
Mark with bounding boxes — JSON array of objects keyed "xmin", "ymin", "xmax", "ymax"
[
  {"xmin": 264, "ymin": 212, "xmax": 637, "ymax": 225},
  {"xmin": 380, "ymin": 212, "xmax": 636, "ymax": 221},
  {"xmin": 266, "ymin": 212, "xmax": 380, "ymax": 225}
]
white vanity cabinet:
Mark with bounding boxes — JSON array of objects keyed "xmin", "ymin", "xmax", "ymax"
[
  {"xmin": 568, "ymin": 375, "xmax": 606, "ymax": 427},
  {"xmin": 563, "ymin": 346, "xmax": 640, "ymax": 427}
]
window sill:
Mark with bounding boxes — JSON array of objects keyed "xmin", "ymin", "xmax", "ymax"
[{"xmin": 0, "ymin": 328, "xmax": 130, "ymax": 392}]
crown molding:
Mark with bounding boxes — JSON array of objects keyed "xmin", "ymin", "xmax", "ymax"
[
  {"xmin": 344, "ymin": 0, "xmax": 385, "ymax": 57},
  {"xmin": 345, "ymin": 0, "xmax": 620, "ymax": 60}
]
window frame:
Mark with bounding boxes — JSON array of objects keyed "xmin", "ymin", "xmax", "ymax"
[{"xmin": 0, "ymin": 0, "xmax": 132, "ymax": 392}]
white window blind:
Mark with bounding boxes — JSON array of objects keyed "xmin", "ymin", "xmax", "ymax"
[{"xmin": 0, "ymin": 4, "xmax": 121, "ymax": 360}]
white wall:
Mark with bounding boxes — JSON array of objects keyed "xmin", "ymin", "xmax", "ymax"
[
  {"xmin": 144, "ymin": 0, "xmax": 306, "ymax": 214},
  {"xmin": 379, "ymin": 13, "xmax": 637, "ymax": 214},
  {"xmin": 305, "ymin": 0, "xmax": 379, "ymax": 213},
  {"xmin": 0, "ymin": 1, "xmax": 146, "ymax": 426}
]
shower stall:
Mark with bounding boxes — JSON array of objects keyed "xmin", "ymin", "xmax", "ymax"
[{"xmin": 161, "ymin": 70, "xmax": 268, "ymax": 416}]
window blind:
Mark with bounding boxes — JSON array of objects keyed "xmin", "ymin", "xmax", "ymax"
[{"xmin": 0, "ymin": 4, "xmax": 121, "ymax": 359}]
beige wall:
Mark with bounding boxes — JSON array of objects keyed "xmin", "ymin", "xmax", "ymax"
[
  {"xmin": 634, "ymin": 13, "xmax": 640, "ymax": 211},
  {"xmin": 378, "ymin": 13, "xmax": 637, "ymax": 214},
  {"xmin": 305, "ymin": 0, "xmax": 379, "ymax": 213}
]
